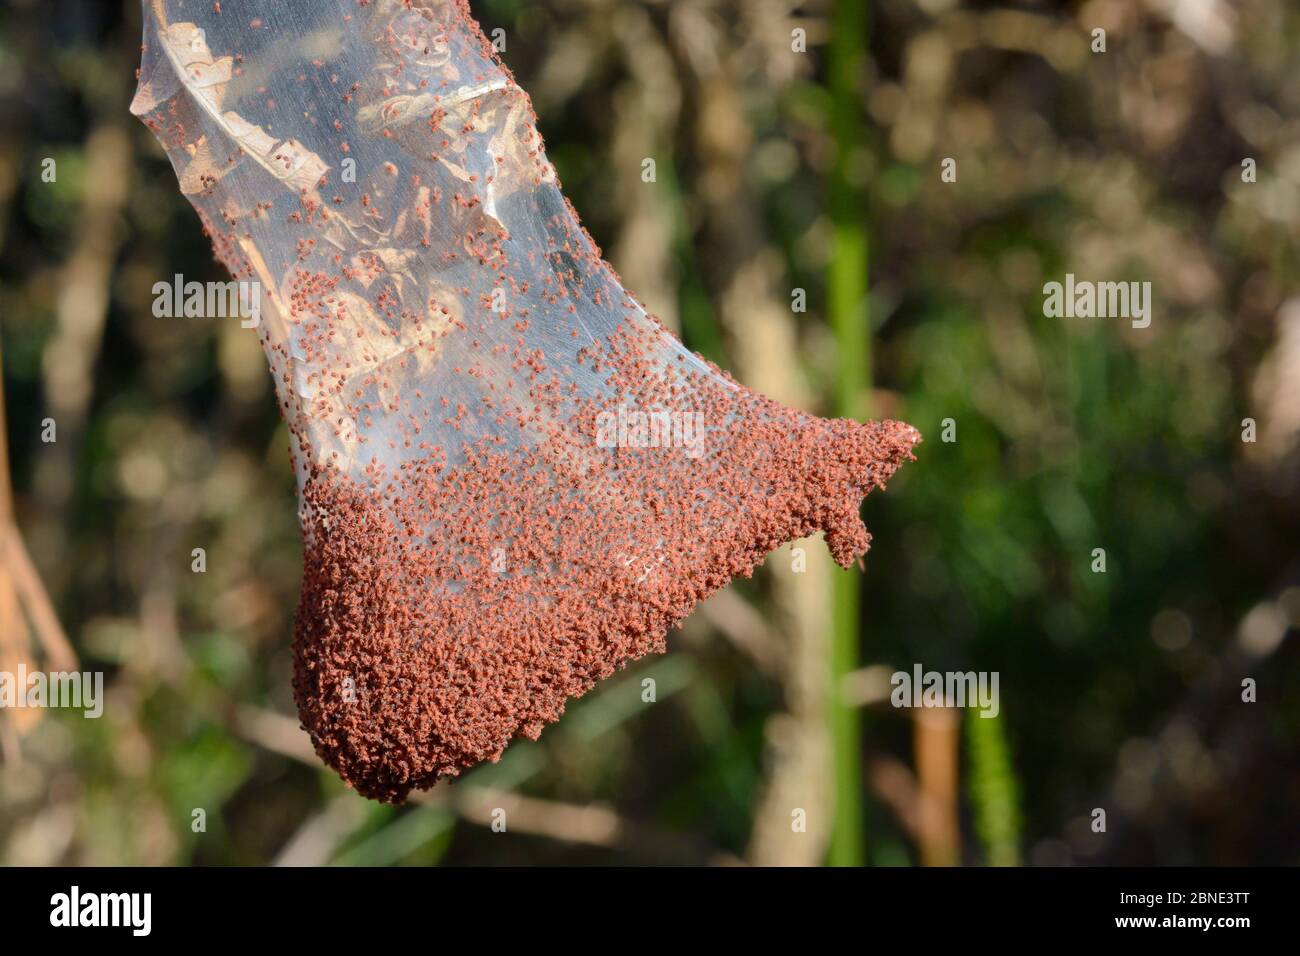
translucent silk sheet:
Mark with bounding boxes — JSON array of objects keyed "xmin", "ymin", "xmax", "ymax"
[{"xmin": 132, "ymin": 0, "xmax": 919, "ymax": 801}]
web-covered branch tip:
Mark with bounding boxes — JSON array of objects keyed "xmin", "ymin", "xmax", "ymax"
[{"xmin": 133, "ymin": 0, "xmax": 919, "ymax": 802}]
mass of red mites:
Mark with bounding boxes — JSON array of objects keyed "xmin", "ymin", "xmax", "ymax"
[
  {"xmin": 135, "ymin": 0, "xmax": 919, "ymax": 803},
  {"xmin": 294, "ymin": 335, "xmax": 918, "ymax": 801}
]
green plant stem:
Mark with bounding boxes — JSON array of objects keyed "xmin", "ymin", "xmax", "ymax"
[
  {"xmin": 966, "ymin": 710, "xmax": 1023, "ymax": 866},
  {"xmin": 826, "ymin": 0, "xmax": 870, "ymax": 867}
]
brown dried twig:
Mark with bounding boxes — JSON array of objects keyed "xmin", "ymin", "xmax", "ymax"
[{"xmin": 0, "ymin": 333, "xmax": 78, "ymax": 759}]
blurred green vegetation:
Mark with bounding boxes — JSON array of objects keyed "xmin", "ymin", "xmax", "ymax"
[{"xmin": 1, "ymin": 0, "xmax": 1298, "ymax": 866}]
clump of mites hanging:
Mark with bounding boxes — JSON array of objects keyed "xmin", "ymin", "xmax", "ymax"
[{"xmin": 132, "ymin": 0, "xmax": 919, "ymax": 801}]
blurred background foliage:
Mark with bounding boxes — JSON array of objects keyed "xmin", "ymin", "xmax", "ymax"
[{"xmin": 1, "ymin": 0, "xmax": 1298, "ymax": 865}]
